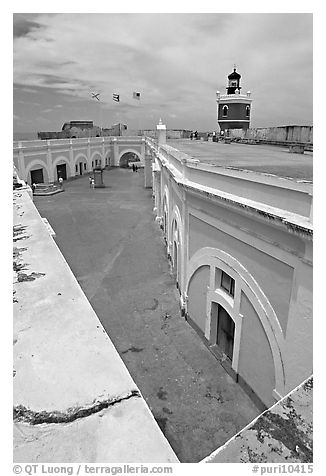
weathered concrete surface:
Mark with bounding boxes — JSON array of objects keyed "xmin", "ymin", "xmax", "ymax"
[
  {"xmin": 13, "ymin": 186, "xmax": 178, "ymax": 463},
  {"xmin": 203, "ymin": 377, "xmax": 313, "ymax": 463},
  {"xmin": 167, "ymin": 140, "xmax": 313, "ymax": 181},
  {"xmin": 33, "ymin": 168, "xmax": 261, "ymax": 462},
  {"xmin": 14, "ymin": 398, "xmax": 177, "ymax": 463}
]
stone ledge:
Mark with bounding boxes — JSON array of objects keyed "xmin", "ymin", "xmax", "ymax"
[{"xmin": 13, "ymin": 187, "xmax": 178, "ymax": 463}]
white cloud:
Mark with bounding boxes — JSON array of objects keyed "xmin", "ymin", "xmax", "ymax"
[{"xmin": 13, "ymin": 13, "xmax": 312, "ymax": 131}]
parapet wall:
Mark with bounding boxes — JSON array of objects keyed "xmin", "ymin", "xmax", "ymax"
[
  {"xmin": 202, "ymin": 376, "xmax": 313, "ymax": 463},
  {"xmin": 229, "ymin": 125, "xmax": 313, "ymax": 144},
  {"xmin": 141, "ymin": 129, "xmax": 192, "ymax": 139}
]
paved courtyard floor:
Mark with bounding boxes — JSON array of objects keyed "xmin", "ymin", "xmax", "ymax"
[
  {"xmin": 167, "ymin": 139, "xmax": 313, "ymax": 181},
  {"xmin": 34, "ymin": 168, "xmax": 260, "ymax": 463}
]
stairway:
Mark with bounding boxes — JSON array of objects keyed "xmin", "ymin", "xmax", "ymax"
[{"xmin": 33, "ymin": 183, "xmax": 63, "ymax": 196}]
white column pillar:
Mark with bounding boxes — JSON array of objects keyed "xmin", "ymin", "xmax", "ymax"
[
  {"xmin": 87, "ymin": 138, "xmax": 92, "ymax": 171},
  {"xmin": 17, "ymin": 142, "xmax": 27, "ymax": 182},
  {"xmin": 156, "ymin": 119, "xmax": 166, "ymax": 145},
  {"xmin": 144, "ymin": 153, "xmax": 153, "ymax": 188},
  {"xmin": 112, "ymin": 138, "xmax": 119, "ymax": 166},
  {"xmin": 101, "ymin": 137, "xmax": 105, "ymax": 167},
  {"xmin": 141, "ymin": 136, "xmax": 146, "ymax": 159},
  {"xmin": 47, "ymin": 141, "xmax": 54, "ymax": 183},
  {"xmin": 69, "ymin": 139, "xmax": 75, "ymax": 177}
]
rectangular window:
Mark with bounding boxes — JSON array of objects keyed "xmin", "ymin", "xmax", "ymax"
[{"xmin": 221, "ymin": 271, "xmax": 235, "ymax": 297}]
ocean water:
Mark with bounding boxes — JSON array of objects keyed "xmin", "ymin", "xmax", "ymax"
[{"xmin": 13, "ymin": 132, "xmax": 38, "ymax": 141}]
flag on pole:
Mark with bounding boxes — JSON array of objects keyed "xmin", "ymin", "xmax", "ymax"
[
  {"xmin": 113, "ymin": 93, "xmax": 120, "ymax": 102},
  {"xmin": 133, "ymin": 91, "xmax": 141, "ymax": 100}
]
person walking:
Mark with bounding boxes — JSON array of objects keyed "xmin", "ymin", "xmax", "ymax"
[
  {"xmin": 91, "ymin": 178, "xmax": 95, "ymax": 189},
  {"xmin": 58, "ymin": 177, "xmax": 63, "ymax": 189},
  {"xmin": 32, "ymin": 183, "xmax": 36, "ymax": 194},
  {"xmin": 89, "ymin": 176, "xmax": 93, "ymax": 188}
]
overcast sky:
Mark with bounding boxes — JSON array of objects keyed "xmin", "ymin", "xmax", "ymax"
[{"xmin": 13, "ymin": 12, "xmax": 313, "ymax": 133}]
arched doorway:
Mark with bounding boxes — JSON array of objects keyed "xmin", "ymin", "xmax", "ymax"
[
  {"xmin": 186, "ymin": 247, "xmax": 285, "ymax": 406},
  {"xmin": 119, "ymin": 152, "xmax": 141, "ymax": 168},
  {"xmin": 56, "ymin": 163, "xmax": 67, "ymax": 181},
  {"xmin": 30, "ymin": 168, "xmax": 44, "ymax": 184},
  {"xmin": 171, "ymin": 218, "xmax": 181, "ymax": 291},
  {"xmin": 25, "ymin": 161, "xmax": 50, "ymax": 185},
  {"xmin": 162, "ymin": 195, "xmax": 168, "ymax": 236}
]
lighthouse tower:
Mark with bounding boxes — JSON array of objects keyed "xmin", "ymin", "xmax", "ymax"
[{"xmin": 216, "ymin": 67, "xmax": 252, "ymax": 133}]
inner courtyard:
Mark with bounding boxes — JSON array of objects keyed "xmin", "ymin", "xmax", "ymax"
[{"xmin": 33, "ymin": 167, "xmax": 260, "ymax": 463}]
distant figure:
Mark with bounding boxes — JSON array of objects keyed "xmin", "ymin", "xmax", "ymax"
[
  {"xmin": 89, "ymin": 176, "xmax": 93, "ymax": 188},
  {"xmin": 135, "ymin": 165, "xmax": 138, "ymax": 172},
  {"xmin": 91, "ymin": 178, "xmax": 95, "ymax": 189},
  {"xmin": 32, "ymin": 183, "xmax": 36, "ymax": 194},
  {"xmin": 132, "ymin": 163, "xmax": 135, "ymax": 172},
  {"xmin": 58, "ymin": 177, "xmax": 63, "ymax": 189},
  {"xmin": 190, "ymin": 132, "xmax": 193, "ymax": 140},
  {"xmin": 195, "ymin": 131, "xmax": 198, "ymax": 140}
]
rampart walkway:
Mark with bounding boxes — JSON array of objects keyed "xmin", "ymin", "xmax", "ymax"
[
  {"xmin": 167, "ymin": 140, "xmax": 313, "ymax": 181},
  {"xmin": 34, "ymin": 167, "xmax": 260, "ymax": 462}
]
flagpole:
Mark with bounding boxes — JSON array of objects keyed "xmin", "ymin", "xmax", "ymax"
[
  {"xmin": 91, "ymin": 92, "xmax": 101, "ymax": 135},
  {"xmin": 99, "ymin": 98, "xmax": 102, "ymax": 135},
  {"xmin": 133, "ymin": 92, "xmax": 141, "ymax": 136}
]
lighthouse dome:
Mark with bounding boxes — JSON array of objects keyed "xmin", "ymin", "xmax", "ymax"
[{"xmin": 228, "ymin": 68, "xmax": 241, "ymax": 80}]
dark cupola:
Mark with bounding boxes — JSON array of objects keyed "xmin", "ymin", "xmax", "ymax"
[{"xmin": 227, "ymin": 67, "xmax": 241, "ymax": 95}]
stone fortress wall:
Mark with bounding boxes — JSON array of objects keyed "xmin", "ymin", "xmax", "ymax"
[
  {"xmin": 229, "ymin": 125, "xmax": 313, "ymax": 144},
  {"xmin": 13, "ymin": 123, "xmax": 313, "ymax": 462}
]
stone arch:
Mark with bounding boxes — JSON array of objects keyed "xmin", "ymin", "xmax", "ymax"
[
  {"xmin": 118, "ymin": 148, "xmax": 144, "ymax": 167},
  {"xmin": 162, "ymin": 185, "xmax": 170, "ymax": 241},
  {"xmin": 25, "ymin": 160, "xmax": 50, "ymax": 184},
  {"xmin": 170, "ymin": 205, "xmax": 183, "ymax": 290},
  {"xmin": 90, "ymin": 151, "xmax": 103, "ymax": 168},
  {"xmin": 186, "ymin": 246, "xmax": 286, "ymax": 399},
  {"xmin": 104, "ymin": 149, "xmax": 111, "ymax": 166},
  {"xmin": 74, "ymin": 152, "xmax": 88, "ymax": 166},
  {"xmin": 52, "ymin": 156, "xmax": 74, "ymax": 180},
  {"xmin": 73, "ymin": 152, "xmax": 89, "ymax": 175}
]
